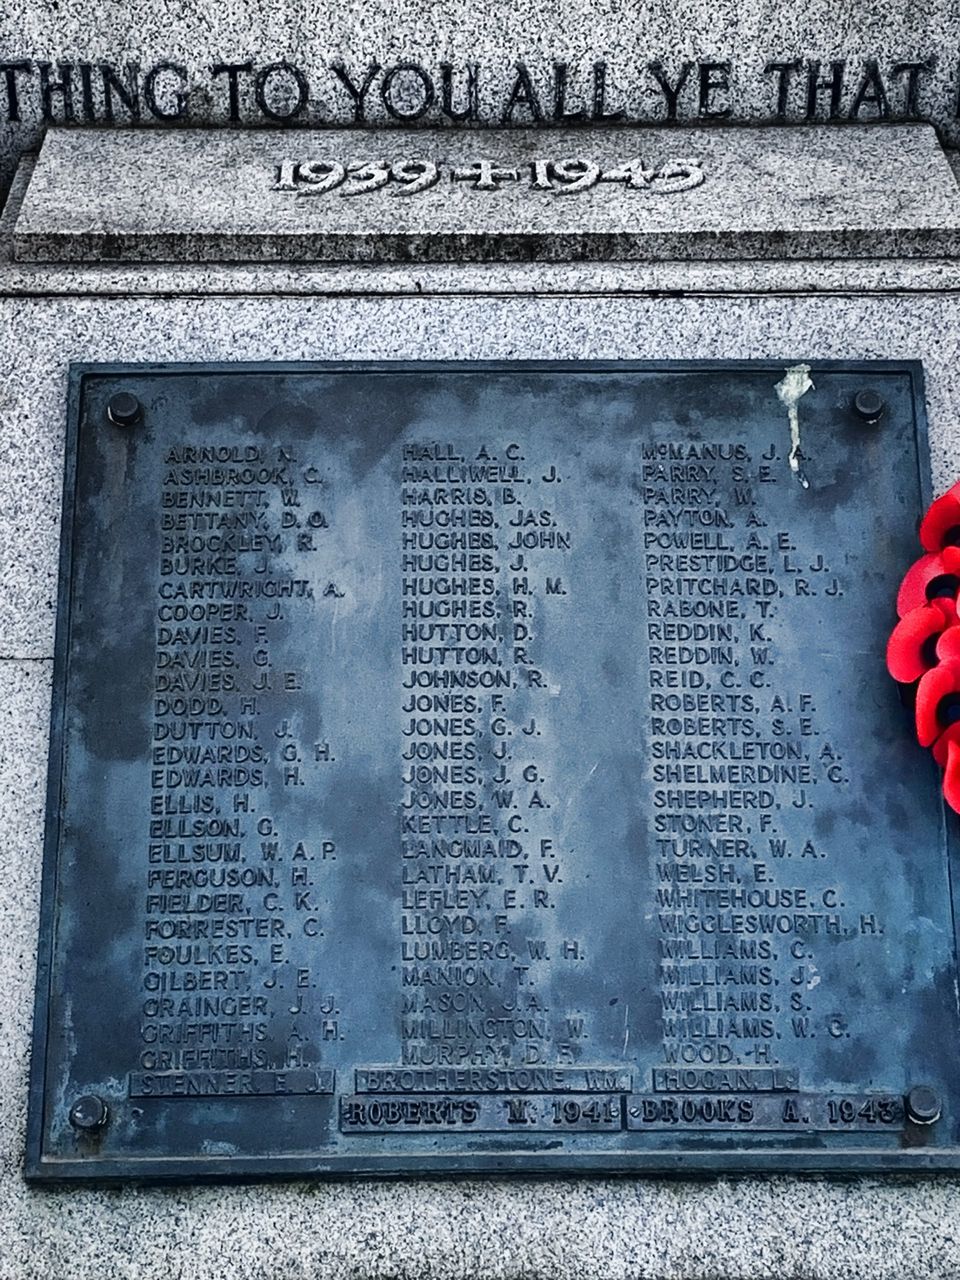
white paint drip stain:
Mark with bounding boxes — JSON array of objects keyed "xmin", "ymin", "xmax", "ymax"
[{"xmin": 775, "ymin": 363, "xmax": 814, "ymax": 489}]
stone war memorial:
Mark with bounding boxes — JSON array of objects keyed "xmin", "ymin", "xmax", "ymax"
[{"xmin": 10, "ymin": 4, "xmax": 960, "ymax": 1280}]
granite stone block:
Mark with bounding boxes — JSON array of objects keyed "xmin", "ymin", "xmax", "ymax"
[
  {"xmin": 5, "ymin": 149, "xmax": 960, "ymax": 1269},
  {"xmin": 0, "ymin": 635, "xmax": 957, "ymax": 1280},
  {"xmin": 6, "ymin": 286, "xmax": 960, "ymax": 661},
  {"xmin": 3, "ymin": 0, "xmax": 960, "ymax": 205},
  {"xmin": 0, "ymin": 634, "xmax": 959, "ymax": 1277},
  {"xmin": 12, "ymin": 125, "xmax": 960, "ymax": 263}
]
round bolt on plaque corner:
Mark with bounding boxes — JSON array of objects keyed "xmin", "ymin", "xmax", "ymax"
[
  {"xmin": 68, "ymin": 1095, "xmax": 108, "ymax": 1132},
  {"xmin": 906, "ymin": 1085, "xmax": 941, "ymax": 1126},
  {"xmin": 106, "ymin": 392, "xmax": 142, "ymax": 427},
  {"xmin": 853, "ymin": 389, "xmax": 886, "ymax": 424}
]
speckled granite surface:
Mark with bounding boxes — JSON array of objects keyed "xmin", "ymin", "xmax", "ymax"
[
  {"xmin": 3, "ymin": 0, "xmax": 960, "ymax": 205},
  {"xmin": 1, "ymin": 0, "xmax": 960, "ymax": 1266},
  {"xmin": 4, "ymin": 282, "xmax": 960, "ymax": 1274},
  {"xmin": 12, "ymin": 124, "xmax": 960, "ymax": 263}
]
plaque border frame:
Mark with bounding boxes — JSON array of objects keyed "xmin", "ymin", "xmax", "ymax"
[{"xmin": 30, "ymin": 358, "xmax": 960, "ymax": 1183}]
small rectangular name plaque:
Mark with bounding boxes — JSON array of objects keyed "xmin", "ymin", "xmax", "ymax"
[{"xmin": 28, "ymin": 360, "xmax": 960, "ymax": 1181}]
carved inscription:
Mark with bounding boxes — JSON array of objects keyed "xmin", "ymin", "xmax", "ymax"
[
  {"xmin": 272, "ymin": 156, "xmax": 706, "ymax": 196},
  {"xmin": 141, "ymin": 442, "xmax": 338, "ymax": 1097},
  {"xmin": 343, "ymin": 380, "xmax": 901, "ymax": 1138},
  {"xmin": 135, "ymin": 380, "xmax": 898, "ymax": 1129},
  {"xmin": 626, "ymin": 1092, "xmax": 905, "ymax": 1130},
  {"xmin": 35, "ymin": 363, "xmax": 951, "ymax": 1178},
  {"xmin": 340, "ymin": 1093, "xmax": 624, "ymax": 1132},
  {"xmin": 397, "ymin": 437, "xmax": 564, "ymax": 1073},
  {"xmin": 638, "ymin": 437, "xmax": 861, "ymax": 1082},
  {"xmin": 0, "ymin": 57, "xmax": 943, "ymax": 128}
]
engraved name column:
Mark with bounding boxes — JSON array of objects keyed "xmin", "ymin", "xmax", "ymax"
[
  {"xmin": 137, "ymin": 442, "xmax": 332, "ymax": 1098},
  {"xmin": 639, "ymin": 439, "xmax": 850, "ymax": 1086},
  {"xmin": 398, "ymin": 433, "xmax": 579, "ymax": 1074},
  {"xmin": 399, "ymin": 440, "xmax": 519, "ymax": 1068}
]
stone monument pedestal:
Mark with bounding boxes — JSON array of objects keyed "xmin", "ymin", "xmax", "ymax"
[{"xmin": 4, "ymin": 119, "xmax": 960, "ymax": 1275}]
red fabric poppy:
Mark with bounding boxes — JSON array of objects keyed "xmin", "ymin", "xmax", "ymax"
[
  {"xmin": 890, "ymin": 484, "xmax": 960, "ymax": 805},
  {"xmin": 897, "ymin": 550, "xmax": 960, "ymax": 616},
  {"xmin": 937, "ymin": 619, "xmax": 960, "ymax": 662},
  {"xmin": 932, "ymin": 721, "xmax": 960, "ymax": 767},
  {"xmin": 944, "ymin": 740, "xmax": 960, "ymax": 814},
  {"xmin": 917, "ymin": 661, "xmax": 960, "ymax": 747},
  {"xmin": 887, "ymin": 605, "xmax": 953, "ymax": 682},
  {"xmin": 920, "ymin": 481, "xmax": 960, "ymax": 553}
]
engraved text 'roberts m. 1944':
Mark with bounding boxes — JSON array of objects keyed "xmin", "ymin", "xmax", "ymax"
[{"xmin": 26, "ymin": 361, "xmax": 960, "ymax": 1182}]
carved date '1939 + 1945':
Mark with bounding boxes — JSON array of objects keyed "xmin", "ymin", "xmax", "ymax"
[{"xmin": 272, "ymin": 156, "xmax": 706, "ymax": 196}]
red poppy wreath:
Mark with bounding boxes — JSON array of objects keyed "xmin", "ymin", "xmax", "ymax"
[{"xmin": 888, "ymin": 480, "xmax": 960, "ymax": 812}]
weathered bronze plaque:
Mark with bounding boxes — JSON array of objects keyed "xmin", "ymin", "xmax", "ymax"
[{"xmin": 28, "ymin": 360, "xmax": 960, "ymax": 1181}]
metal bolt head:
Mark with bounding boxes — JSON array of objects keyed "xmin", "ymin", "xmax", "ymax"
[
  {"xmin": 69, "ymin": 1094, "xmax": 108, "ymax": 1132},
  {"xmin": 906, "ymin": 1085, "xmax": 941, "ymax": 1126},
  {"xmin": 853, "ymin": 389, "xmax": 885, "ymax": 424},
  {"xmin": 106, "ymin": 391, "xmax": 142, "ymax": 427}
]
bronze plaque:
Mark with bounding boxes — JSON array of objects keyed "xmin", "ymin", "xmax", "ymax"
[{"xmin": 28, "ymin": 361, "xmax": 959, "ymax": 1181}]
